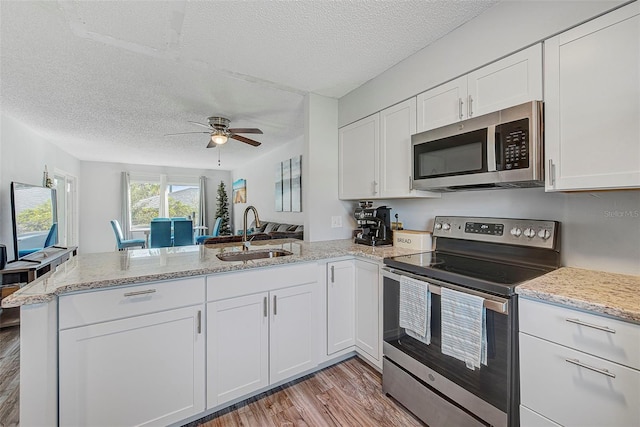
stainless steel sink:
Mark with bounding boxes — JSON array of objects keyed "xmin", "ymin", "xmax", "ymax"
[{"xmin": 216, "ymin": 249, "xmax": 293, "ymax": 262}]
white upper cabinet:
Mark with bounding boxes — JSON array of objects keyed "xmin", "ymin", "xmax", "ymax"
[
  {"xmin": 339, "ymin": 99, "xmax": 440, "ymax": 200},
  {"xmin": 339, "ymin": 114, "xmax": 379, "ymax": 199},
  {"xmin": 417, "ymin": 44, "xmax": 543, "ymax": 133},
  {"xmin": 544, "ymin": 2, "xmax": 640, "ymax": 192}
]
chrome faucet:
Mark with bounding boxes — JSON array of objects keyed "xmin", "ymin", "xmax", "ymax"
[{"xmin": 242, "ymin": 206, "xmax": 261, "ymax": 251}]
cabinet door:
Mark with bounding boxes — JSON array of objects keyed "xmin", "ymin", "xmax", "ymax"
[
  {"xmin": 545, "ymin": 3, "xmax": 640, "ymax": 191},
  {"xmin": 355, "ymin": 260, "xmax": 380, "ymax": 360},
  {"xmin": 379, "ymin": 99, "xmax": 416, "ymax": 198},
  {"xmin": 270, "ymin": 283, "xmax": 318, "ymax": 383},
  {"xmin": 416, "ymin": 76, "xmax": 467, "ymax": 132},
  {"xmin": 207, "ymin": 293, "xmax": 269, "ymax": 408},
  {"xmin": 339, "ymin": 114, "xmax": 379, "ymax": 199},
  {"xmin": 467, "ymin": 44, "xmax": 542, "ymax": 118},
  {"xmin": 327, "ymin": 260, "xmax": 355, "ymax": 354},
  {"xmin": 59, "ymin": 305, "xmax": 205, "ymax": 427}
]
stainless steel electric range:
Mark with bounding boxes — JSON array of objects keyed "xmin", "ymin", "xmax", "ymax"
[{"xmin": 382, "ymin": 216, "xmax": 560, "ymax": 427}]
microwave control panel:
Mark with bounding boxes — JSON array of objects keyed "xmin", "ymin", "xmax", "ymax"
[{"xmin": 496, "ymin": 118, "xmax": 530, "ymax": 171}]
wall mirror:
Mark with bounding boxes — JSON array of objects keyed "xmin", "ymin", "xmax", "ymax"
[{"xmin": 10, "ymin": 182, "xmax": 58, "ymax": 260}]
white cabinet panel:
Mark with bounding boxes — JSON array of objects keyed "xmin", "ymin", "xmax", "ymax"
[
  {"xmin": 270, "ymin": 283, "xmax": 317, "ymax": 383},
  {"xmin": 339, "ymin": 114, "xmax": 379, "ymax": 199},
  {"xmin": 520, "ymin": 333, "xmax": 640, "ymax": 427},
  {"xmin": 520, "ymin": 405, "xmax": 561, "ymax": 427},
  {"xmin": 355, "ymin": 259, "xmax": 380, "ymax": 361},
  {"xmin": 327, "ymin": 261, "xmax": 355, "ymax": 354},
  {"xmin": 417, "ymin": 44, "xmax": 542, "ymax": 133},
  {"xmin": 467, "ymin": 44, "xmax": 542, "ymax": 118},
  {"xmin": 60, "ymin": 305, "xmax": 205, "ymax": 427},
  {"xmin": 380, "ymin": 98, "xmax": 418, "ymax": 198},
  {"xmin": 417, "ymin": 77, "xmax": 467, "ymax": 133},
  {"xmin": 545, "ymin": 2, "xmax": 640, "ymax": 191},
  {"xmin": 207, "ymin": 294, "xmax": 269, "ymax": 408}
]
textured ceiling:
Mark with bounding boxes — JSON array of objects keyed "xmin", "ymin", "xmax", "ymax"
[{"xmin": 0, "ymin": 0, "xmax": 499, "ymax": 170}]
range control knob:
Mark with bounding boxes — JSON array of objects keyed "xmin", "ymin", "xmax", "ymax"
[
  {"xmin": 510, "ymin": 227, "xmax": 522, "ymax": 237},
  {"xmin": 442, "ymin": 223, "xmax": 451, "ymax": 231},
  {"xmin": 434, "ymin": 223, "xmax": 442, "ymax": 230},
  {"xmin": 538, "ymin": 229, "xmax": 551, "ymax": 240},
  {"xmin": 523, "ymin": 228, "xmax": 535, "ymax": 238}
]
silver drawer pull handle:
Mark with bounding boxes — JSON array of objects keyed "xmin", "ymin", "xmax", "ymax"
[
  {"xmin": 566, "ymin": 318, "xmax": 616, "ymax": 334},
  {"xmin": 565, "ymin": 358, "xmax": 616, "ymax": 378},
  {"xmin": 123, "ymin": 289, "xmax": 156, "ymax": 297}
]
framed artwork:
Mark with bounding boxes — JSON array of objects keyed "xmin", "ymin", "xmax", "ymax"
[
  {"xmin": 275, "ymin": 155, "xmax": 302, "ymax": 212},
  {"xmin": 291, "ymin": 155, "xmax": 301, "ymax": 212},
  {"xmin": 275, "ymin": 163, "xmax": 283, "ymax": 211},
  {"xmin": 232, "ymin": 178, "xmax": 246, "ymax": 204}
]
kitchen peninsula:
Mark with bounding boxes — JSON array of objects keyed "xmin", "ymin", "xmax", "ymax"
[{"xmin": 3, "ymin": 239, "xmax": 417, "ymax": 427}]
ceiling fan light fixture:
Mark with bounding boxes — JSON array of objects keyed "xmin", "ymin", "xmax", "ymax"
[{"xmin": 211, "ymin": 131, "xmax": 228, "ymax": 145}]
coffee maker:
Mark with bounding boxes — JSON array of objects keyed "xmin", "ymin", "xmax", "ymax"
[{"xmin": 353, "ymin": 202, "xmax": 393, "ymax": 246}]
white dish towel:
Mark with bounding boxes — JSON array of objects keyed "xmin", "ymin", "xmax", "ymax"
[
  {"xmin": 440, "ymin": 287, "xmax": 487, "ymax": 370},
  {"xmin": 399, "ymin": 275, "xmax": 431, "ymax": 345}
]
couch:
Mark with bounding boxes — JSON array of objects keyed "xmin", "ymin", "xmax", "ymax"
[{"xmin": 200, "ymin": 220, "xmax": 303, "ymax": 245}]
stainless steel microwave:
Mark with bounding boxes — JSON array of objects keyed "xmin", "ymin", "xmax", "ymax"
[{"xmin": 411, "ymin": 101, "xmax": 544, "ymax": 191}]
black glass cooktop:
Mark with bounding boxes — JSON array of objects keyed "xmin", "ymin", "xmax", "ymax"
[{"xmin": 384, "ymin": 250, "xmax": 553, "ymax": 297}]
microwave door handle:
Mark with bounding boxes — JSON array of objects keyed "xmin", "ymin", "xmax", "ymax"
[{"xmin": 487, "ymin": 124, "xmax": 497, "ymax": 172}]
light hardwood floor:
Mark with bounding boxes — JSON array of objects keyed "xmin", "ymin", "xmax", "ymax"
[
  {"xmin": 0, "ymin": 325, "xmax": 19, "ymax": 427},
  {"xmin": 0, "ymin": 327, "xmax": 423, "ymax": 427},
  {"xmin": 188, "ymin": 357, "xmax": 424, "ymax": 427}
]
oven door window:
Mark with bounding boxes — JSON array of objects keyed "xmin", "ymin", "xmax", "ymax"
[
  {"xmin": 383, "ymin": 276, "xmax": 509, "ymax": 413},
  {"xmin": 414, "ymin": 128, "xmax": 488, "ymax": 179}
]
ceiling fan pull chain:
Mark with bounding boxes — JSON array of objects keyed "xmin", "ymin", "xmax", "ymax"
[{"xmin": 218, "ymin": 146, "xmax": 221, "ymax": 166}]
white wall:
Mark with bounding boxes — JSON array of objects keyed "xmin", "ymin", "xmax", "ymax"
[
  {"xmin": 0, "ymin": 114, "xmax": 81, "ymax": 261},
  {"xmin": 80, "ymin": 161, "xmax": 230, "ymax": 254},
  {"xmin": 383, "ymin": 188, "xmax": 640, "ymax": 276},
  {"xmin": 230, "ymin": 139, "xmax": 304, "ymax": 233},
  {"xmin": 304, "ymin": 93, "xmax": 353, "ymax": 242},
  {"xmin": 339, "ymin": 0, "xmax": 625, "ymax": 126}
]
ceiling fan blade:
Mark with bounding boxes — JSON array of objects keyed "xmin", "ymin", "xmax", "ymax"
[
  {"xmin": 165, "ymin": 131, "xmax": 211, "ymax": 136},
  {"xmin": 206, "ymin": 140, "xmax": 217, "ymax": 148},
  {"xmin": 227, "ymin": 128, "xmax": 263, "ymax": 134},
  {"xmin": 188, "ymin": 121, "xmax": 212, "ymax": 129},
  {"xmin": 230, "ymin": 134, "xmax": 261, "ymax": 147}
]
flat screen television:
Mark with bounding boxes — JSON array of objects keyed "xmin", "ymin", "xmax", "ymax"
[{"xmin": 10, "ymin": 182, "xmax": 58, "ymax": 261}]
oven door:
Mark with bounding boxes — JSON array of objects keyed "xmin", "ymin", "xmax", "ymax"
[{"xmin": 382, "ymin": 268, "xmax": 518, "ymax": 427}]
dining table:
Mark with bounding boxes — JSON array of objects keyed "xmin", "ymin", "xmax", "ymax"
[{"xmin": 131, "ymin": 225, "xmax": 208, "ymax": 247}]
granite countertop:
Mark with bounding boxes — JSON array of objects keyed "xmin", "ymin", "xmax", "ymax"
[
  {"xmin": 2, "ymin": 239, "xmax": 418, "ymax": 308},
  {"xmin": 517, "ymin": 267, "xmax": 640, "ymax": 323}
]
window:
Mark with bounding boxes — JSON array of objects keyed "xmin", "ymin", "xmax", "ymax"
[{"xmin": 129, "ymin": 175, "xmax": 201, "ymax": 228}]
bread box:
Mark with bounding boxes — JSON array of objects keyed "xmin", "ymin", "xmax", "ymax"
[{"xmin": 393, "ymin": 230, "xmax": 432, "ymax": 251}]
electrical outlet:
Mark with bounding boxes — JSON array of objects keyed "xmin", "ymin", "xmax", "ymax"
[{"xmin": 331, "ymin": 216, "xmax": 342, "ymax": 228}]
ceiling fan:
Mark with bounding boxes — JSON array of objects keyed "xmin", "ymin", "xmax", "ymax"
[{"xmin": 165, "ymin": 116, "xmax": 263, "ymax": 147}]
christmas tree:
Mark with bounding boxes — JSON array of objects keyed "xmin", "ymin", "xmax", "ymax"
[{"xmin": 215, "ymin": 181, "xmax": 231, "ymax": 235}]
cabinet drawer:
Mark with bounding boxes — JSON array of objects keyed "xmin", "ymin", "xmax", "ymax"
[
  {"xmin": 520, "ymin": 333, "xmax": 640, "ymax": 427},
  {"xmin": 207, "ymin": 263, "xmax": 317, "ymax": 301},
  {"xmin": 59, "ymin": 277, "xmax": 205, "ymax": 329},
  {"xmin": 520, "ymin": 298, "xmax": 640, "ymax": 369},
  {"xmin": 520, "ymin": 405, "xmax": 561, "ymax": 427}
]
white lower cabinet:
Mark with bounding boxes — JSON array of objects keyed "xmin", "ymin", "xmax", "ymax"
[
  {"xmin": 519, "ymin": 298, "xmax": 640, "ymax": 427},
  {"xmin": 207, "ymin": 293, "xmax": 269, "ymax": 407},
  {"xmin": 326, "ymin": 258, "xmax": 382, "ymax": 367},
  {"xmin": 206, "ymin": 265, "xmax": 318, "ymax": 409},
  {"xmin": 327, "ymin": 260, "xmax": 355, "ymax": 354},
  {"xmin": 354, "ymin": 259, "xmax": 380, "ymax": 361},
  {"xmin": 59, "ymin": 304, "xmax": 205, "ymax": 426}
]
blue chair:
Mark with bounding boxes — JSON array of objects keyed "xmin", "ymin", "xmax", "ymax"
[
  {"xmin": 173, "ymin": 219, "xmax": 194, "ymax": 246},
  {"xmin": 150, "ymin": 220, "xmax": 172, "ymax": 248},
  {"xmin": 110, "ymin": 220, "xmax": 145, "ymax": 251},
  {"xmin": 152, "ymin": 217, "xmax": 170, "ymax": 221},
  {"xmin": 196, "ymin": 217, "xmax": 221, "ymax": 244},
  {"xmin": 18, "ymin": 223, "xmax": 59, "ymax": 257}
]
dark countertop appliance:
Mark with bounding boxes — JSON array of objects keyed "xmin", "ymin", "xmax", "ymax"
[
  {"xmin": 382, "ymin": 216, "xmax": 560, "ymax": 427},
  {"xmin": 354, "ymin": 204, "xmax": 393, "ymax": 246}
]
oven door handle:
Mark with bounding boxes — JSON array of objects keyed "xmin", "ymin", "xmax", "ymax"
[{"xmin": 382, "ymin": 267, "xmax": 509, "ymax": 315}]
